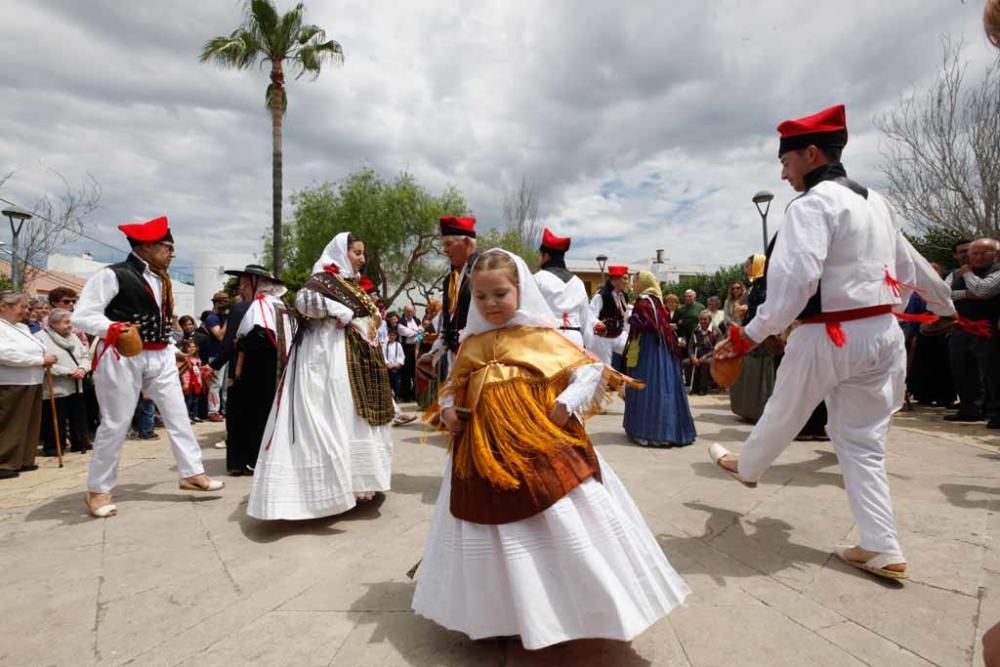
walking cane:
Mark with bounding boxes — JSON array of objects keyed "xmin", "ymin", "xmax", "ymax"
[{"xmin": 45, "ymin": 369, "xmax": 64, "ymax": 468}]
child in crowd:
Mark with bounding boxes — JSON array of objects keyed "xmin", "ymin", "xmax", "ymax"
[
  {"xmin": 412, "ymin": 248, "xmax": 689, "ymax": 650},
  {"xmin": 177, "ymin": 339, "xmax": 205, "ymax": 423},
  {"xmin": 383, "ymin": 329, "xmax": 405, "ymax": 400}
]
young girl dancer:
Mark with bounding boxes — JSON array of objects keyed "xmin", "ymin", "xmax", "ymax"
[{"xmin": 412, "ymin": 249, "xmax": 689, "ymax": 649}]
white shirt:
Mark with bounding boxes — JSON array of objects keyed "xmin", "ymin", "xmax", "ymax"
[
  {"xmin": 534, "ymin": 269, "xmax": 592, "ymax": 342},
  {"xmin": 0, "ymin": 319, "xmax": 46, "ymax": 386},
  {"xmin": 396, "ymin": 317, "xmax": 423, "ymax": 345},
  {"xmin": 745, "ymin": 182, "xmax": 916, "ymax": 343},
  {"xmin": 383, "ymin": 340, "xmax": 405, "ymax": 368},
  {"xmin": 75, "ymin": 254, "xmax": 164, "ymax": 338}
]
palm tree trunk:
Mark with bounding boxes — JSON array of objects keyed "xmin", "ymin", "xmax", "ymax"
[{"xmin": 270, "ymin": 61, "xmax": 284, "ymax": 277}]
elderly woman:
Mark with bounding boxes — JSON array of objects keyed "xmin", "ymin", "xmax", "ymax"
[
  {"xmin": 0, "ymin": 291, "xmax": 57, "ymax": 478},
  {"xmin": 35, "ymin": 308, "xmax": 92, "ymax": 455},
  {"xmin": 221, "ymin": 264, "xmax": 292, "ymax": 476}
]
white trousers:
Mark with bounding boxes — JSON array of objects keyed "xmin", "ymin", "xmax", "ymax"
[
  {"xmin": 738, "ymin": 314, "xmax": 906, "ymax": 559},
  {"xmin": 88, "ymin": 345, "xmax": 205, "ymax": 493}
]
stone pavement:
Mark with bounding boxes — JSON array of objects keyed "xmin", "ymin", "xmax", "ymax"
[{"xmin": 0, "ymin": 396, "xmax": 997, "ymax": 666}]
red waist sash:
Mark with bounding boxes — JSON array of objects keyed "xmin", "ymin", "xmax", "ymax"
[{"xmin": 800, "ymin": 305, "xmax": 893, "ymax": 347}]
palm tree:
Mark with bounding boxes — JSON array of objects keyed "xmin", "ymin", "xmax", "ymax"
[{"xmin": 200, "ymin": 0, "xmax": 343, "ymax": 276}]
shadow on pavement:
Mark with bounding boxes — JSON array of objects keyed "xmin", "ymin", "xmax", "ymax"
[
  {"xmin": 23, "ymin": 482, "xmax": 223, "ymax": 526},
  {"xmin": 939, "ymin": 483, "xmax": 1000, "ymax": 510},
  {"xmin": 347, "ymin": 580, "xmax": 653, "ymax": 666},
  {"xmin": 659, "ymin": 501, "xmax": 902, "ymax": 589},
  {"xmin": 230, "ymin": 493, "xmax": 388, "ymax": 543},
  {"xmin": 391, "ymin": 473, "xmax": 443, "ymax": 505},
  {"xmin": 689, "ymin": 449, "xmax": 845, "ymax": 490}
]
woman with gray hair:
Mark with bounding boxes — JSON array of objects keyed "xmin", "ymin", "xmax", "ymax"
[
  {"xmin": 35, "ymin": 308, "xmax": 92, "ymax": 455},
  {"xmin": 0, "ymin": 291, "xmax": 57, "ymax": 478}
]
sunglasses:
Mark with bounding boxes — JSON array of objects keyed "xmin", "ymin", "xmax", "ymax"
[{"xmin": 58, "ymin": 299, "xmax": 77, "ymax": 305}]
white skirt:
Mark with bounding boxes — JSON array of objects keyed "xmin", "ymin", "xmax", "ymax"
[
  {"xmin": 247, "ymin": 318, "xmax": 393, "ymax": 520},
  {"xmin": 412, "ymin": 452, "xmax": 690, "ymax": 650}
]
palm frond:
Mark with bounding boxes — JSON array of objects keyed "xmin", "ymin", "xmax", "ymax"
[
  {"xmin": 297, "ymin": 24, "xmax": 325, "ymax": 45},
  {"xmin": 198, "ymin": 30, "xmax": 261, "ymax": 69},
  {"xmin": 271, "ymin": 3, "xmax": 304, "ymax": 57},
  {"xmin": 293, "ymin": 40, "xmax": 343, "ymax": 79}
]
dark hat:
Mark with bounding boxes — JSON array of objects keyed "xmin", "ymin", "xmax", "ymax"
[
  {"xmin": 119, "ymin": 216, "xmax": 173, "ymax": 248},
  {"xmin": 223, "ymin": 263, "xmax": 284, "ymax": 284},
  {"xmin": 777, "ymin": 104, "xmax": 848, "ymax": 157}
]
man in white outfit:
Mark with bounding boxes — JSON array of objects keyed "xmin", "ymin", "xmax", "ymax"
[
  {"xmin": 588, "ymin": 265, "xmax": 629, "ymax": 368},
  {"xmin": 74, "ymin": 216, "xmax": 223, "ymax": 518},
  {"xmin": 534, "ymin": 228, "xmax": 592, "ymax": 349},
  {"xmin": 710, "ymin": 104, "xmax": 955, "ymax": 581}
]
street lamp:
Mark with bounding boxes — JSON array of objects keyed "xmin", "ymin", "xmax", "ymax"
[
  {"xmin": 596, "ymin": 254, "xmax": 608, "ymax": 280},
  {"xmin": 2, "ymin": 205, "xmax": 33, "ymax": 290},
  {"xmin": 752, "ymin": 191, "xmax": 774, "ymax": 253}
]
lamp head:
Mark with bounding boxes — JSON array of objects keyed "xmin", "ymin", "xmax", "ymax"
[
  {"xmin": 751, "ymin": 191, "xmax": 775, "ymax": 205},
  {"xmin": 2, "ymin": 205, "xmax": 33, "ymax": 222}
]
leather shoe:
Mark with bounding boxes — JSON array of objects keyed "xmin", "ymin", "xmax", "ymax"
[
  {"xmin": 920, "ymin": 316, "xmax": 958, "ymax": 336},
  {"xmin": 0, "ymin": 468, "xmax": 20, "ymax": 479},
  {"xmin": 987, "ymin": 419, "xmax": 1000, "ymax": 429},
  {"xmin": 19, "ymin": 464, "xmax": 39, "ymax": 472}
]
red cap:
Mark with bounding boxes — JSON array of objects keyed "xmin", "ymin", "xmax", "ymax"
[
  {"xmin": 439, "ymin": 215, "xmax": 477, "ymax": 238},
  {"xmin": 776, "ymin": 104, "xmax": 847, "ymax": 157},
  {"xmin": 118, "ymin": 216, "xmax": 173, "ymax": 247},
  {"xmin": 358, "ymin": 276, "xmax": 376, "ymax": 293},
  {"xmin": 607, "ymin": 265, "xmax": 628, "ymax": 278},
  {"xmin": 540, "ymin": 227, "xmax": 571, "ymax": 253}
]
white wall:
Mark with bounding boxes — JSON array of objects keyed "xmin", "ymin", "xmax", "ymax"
[
  {"xmin": 47, "ymin": 252, "xmax": 109, "ymax": 278},
  {"xmin": 193, "ymin": 251, "xmax": 254, "ymax": 315}
]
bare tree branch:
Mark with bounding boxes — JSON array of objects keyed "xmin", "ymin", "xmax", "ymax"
[
  {"xmin": 502, "ymin": 175, "xmax": 540, "ymax": 248},
  {"xmin": 876, "ymin": 38, "xmax": 1000, "ymax": 239},
  {"xmin": 17, "ymin": 171, "xmax": 101, "ymax": 289}
]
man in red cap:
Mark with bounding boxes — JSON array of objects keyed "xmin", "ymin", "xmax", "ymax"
[
  {"xmin": 710, "ymin": 105, "xmax": 955, "ymax": 581},
  {"xmin": 589, "ymin": 264, "xmax": 630, "ymax": 368},
  {"xmin": 75, "ymin": 216, "xmax": 224, "ymax": 518},
  {"xmin": 419, "ymin": 216, "xmax": 479, "ymax": 379},
  {"xmin": 534, "ymin": 228, "xmax": 592, "ymax": 348}
]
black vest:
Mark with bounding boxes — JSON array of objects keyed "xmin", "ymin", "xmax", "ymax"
[
  {"xmin": 104, "ymin": 254, "xmax": 171, "ymax": 345},
  {"xmin": 953, "ymin": 269, "xmax": 1000, "ymax": 322},
  {"xmin": 540, "ymin": 258, "xmax": 574, "ymax": 283},
  {"xmin": 764, "ymin": 162, "xmax": 869, "ymax": 320},
  {"xmin": 441, "ymin": 253, "xmax": 478, "ymax": 353},
  {"xmin": 597, "ymin": 284, "xmax": 627, "ymax": 337}
]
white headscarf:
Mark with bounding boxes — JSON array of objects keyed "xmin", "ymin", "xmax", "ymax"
[
  {"xmin": 311, "ymin": 231, "xmax": 357, "ymax": 278},
  {"xmin": 461, "ymin": 248, "xmax": 558, "ymax": 339}
]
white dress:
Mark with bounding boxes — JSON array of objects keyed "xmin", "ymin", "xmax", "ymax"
[
  {"xmin": 411, "ymin": 361, "xmax": 690, "ymax": 649},
  {"xmin": 247, "ymin": 287, "xmax": 393, "ymax": 520}
]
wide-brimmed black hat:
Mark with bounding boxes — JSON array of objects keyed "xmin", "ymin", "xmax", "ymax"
[{"xmin": 224, "ymin": 263, "xmax": 284, "ymax": 284}]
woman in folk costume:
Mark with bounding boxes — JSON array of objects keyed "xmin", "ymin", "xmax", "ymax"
[
  {"xmin": 247, "ymin": 232, "xmax": 395, "ymax": 520},
  {"xmin": 728, "ymin": 254, "xmax": 777, "ymax": 422},
  {"xmin": 412, "ymin": 249, "xmax": 690, "ymax": 650},
  {"xmin": 622, "ymin": 271, "xmax": 697, "ymax": 448},
  {"xmin": 224, "ymin": 264, "xmax": 293, "ymax": 476}
]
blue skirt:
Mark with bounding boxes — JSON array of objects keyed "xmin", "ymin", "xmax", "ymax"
[{"xmin": 623, "ymin": 337, "xmax": 697, "ymax": 446}]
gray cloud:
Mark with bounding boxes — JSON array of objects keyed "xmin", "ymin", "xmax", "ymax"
[{"xmin": 0, "ymin": 0, "xmax": 996, "ymax": 279}]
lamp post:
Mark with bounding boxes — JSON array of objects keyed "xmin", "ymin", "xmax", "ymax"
[
  {"xmin": 2, "ymin": 205, "xmax": 33, "ymax": 290},
  {"xmin": 596, "ymin": 254, "xmax": 608, "ymax": 280},
  {"xmin": 752, "ymin": 191, "xmax": 774, "ymax": 253}
]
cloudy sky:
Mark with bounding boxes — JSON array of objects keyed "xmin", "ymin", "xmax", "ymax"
[{"xmin": 1, "ymin": 0, "xmax": 996, "ymax": 278}]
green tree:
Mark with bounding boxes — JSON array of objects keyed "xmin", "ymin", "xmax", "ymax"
[
  {"xmin": 283, "ymin": 168, "xmax": 468, "ymax": 306},
  {"xmin": 200, "ymin": 0, "xmax": 344, "ymax": 277},
  {"xmin": 478, "ymin": 226, "xmax": 540, "ymax": 271},
  {"xmin": 660, "ymin": 262, "xmax": 747, "ymax": 302},
  {"xmin": 904, "ymin": 228, "xmax": 967, "ymax": 273}
]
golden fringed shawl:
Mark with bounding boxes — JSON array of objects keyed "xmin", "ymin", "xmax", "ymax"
[{"xmin": 430, "ymin": 326, "xmax": 643, "ymax": 524}]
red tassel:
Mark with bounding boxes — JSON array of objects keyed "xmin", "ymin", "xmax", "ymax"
[
  {"xmin": 893, "ymin": 312, "xmax": 938, "ymax": 324},
  {"xmin": 958, "ymin": 317, "xmax": 993, "ymax": 337},
  {"xmin": 323, "ymin": 264, "xmax": 340, "ymax": 275},
  {"xmin": 826, "ymin": 322, "xmax": 847, "ymax": 347},
  {"xmin": 729, "ymin": 324, "xmax": 753, "ymax": 354}
]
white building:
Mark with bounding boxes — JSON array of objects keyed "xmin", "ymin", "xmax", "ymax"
[
  {"xmin": 193, "ymin": 251, "xmax": 256, "ymax": 315},
  {"xmin": 48, "ymin": 251, "xmax": 197, "ymax": 320}
]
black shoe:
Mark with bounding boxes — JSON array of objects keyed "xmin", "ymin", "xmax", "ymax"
[
  {"xmin": 18, "ymin": 464, "xmax": 38, "ymax": 472},
  {"xmin": 0, "ymin": 469, "xmax": 19, "ymax": 479},
  {"xmin": 987, "ymin": 419, "xmax": 1000, "ymax": 429},
  {"xmin": 137, "ymin": 432, "xmax": 160, "ymax": 440},
  {"xmin": 42, "ymin": 450, "xmax": 58, "ymax": 457},
  {"xmin": 226, "ymin": 469, "xmax": 244, "ymax": 477},
  {"xmin": 944, "ymin": 413, "xmax": 982, "ymax": 422}
]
